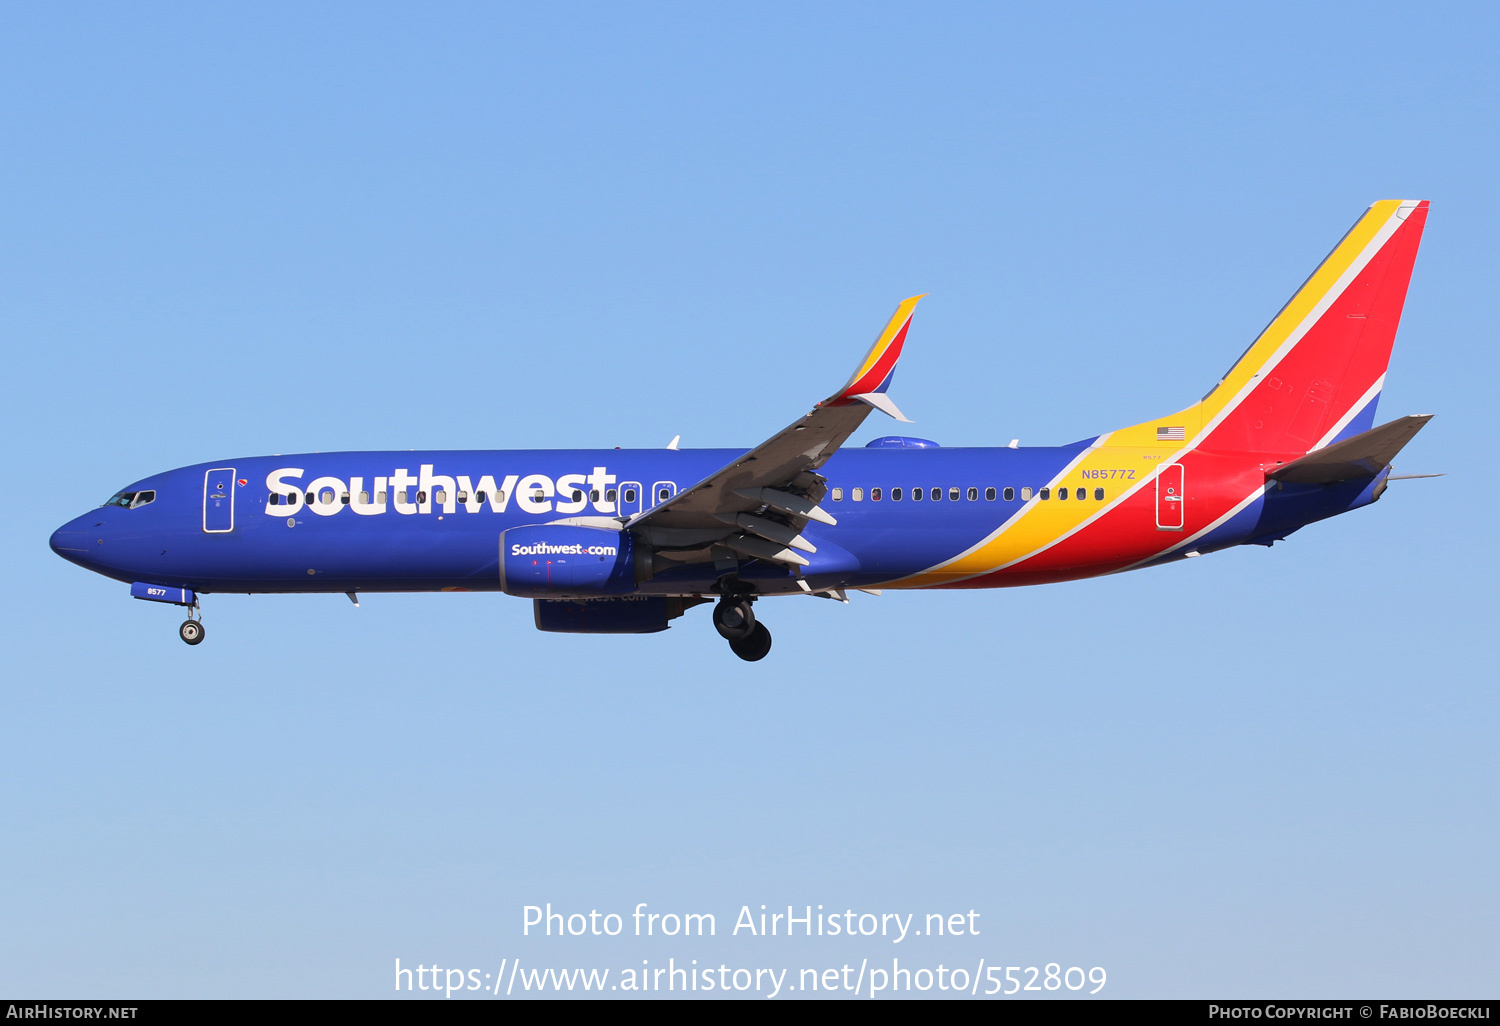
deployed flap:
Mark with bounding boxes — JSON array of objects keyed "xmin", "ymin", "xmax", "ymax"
[
  {"xmin": 628, "ymin": 296, "xmax": 925, "ymax": 565},
  {"xmin": 1269, "ymin": 415, "xmax": 1432, "ymax": 484}
]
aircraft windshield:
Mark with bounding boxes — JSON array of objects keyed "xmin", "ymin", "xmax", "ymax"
[{"xmin": 102, "ymin": 490, "xmax": 155, "ymax": 509}]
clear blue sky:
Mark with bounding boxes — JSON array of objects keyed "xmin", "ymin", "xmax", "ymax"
[{"xmin": 2, "ymin": 1, "xmax": 1496, "ymax": 998}]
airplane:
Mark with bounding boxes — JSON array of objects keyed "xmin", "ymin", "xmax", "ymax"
[{"xmin": 50, "ymin": 199, "xmax": 1434, "ymax": 661}]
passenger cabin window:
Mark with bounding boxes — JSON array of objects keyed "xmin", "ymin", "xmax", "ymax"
[
  {"xmin": 657, "ymin": 487, "xmax": 670, "ymax": 501},
  {"xmin": 606, "ymin": 488, "xmax": 617, "ymax": 502},
  {"xmin": 473, "ymin": 492, "xmax": 485, "ymax": 503},
  {"xmin": 360, "ymin": 491, "xmax": 371, "ymax": 504},
  {"xmin": 1003, "ymin": 487, "xmax": 1015, "ymax": 501},
  {"xmin": 1021, "ymin": 487, "xmax": 1033, "ymax": 500},
  {"xmin": 871, "ymin": 487, "xmax": 882, "ymax": 501},
  {"xmin": 1058, "ymin": 487, "xmax": 1068, "ymax": 500},
  {"xmin": 985, "ymin": 487, "xmax": 996, "ymax": 501},
  {"xmin": 1094, "ymin": 487, "xmax": 1105, "ymax": 500},
  {"xmin": 573, "ymin": 490, "xmax": 585, "ymax": 503},
  {"xmin": 831, "ymin": 487, "xmax": 844, "ymax": 501},
  {"xmin": 892, "ymin": 487, "xmax": 903, "ymax": 501},
  {"xmin": 930, "ymin": 487, "xmax": 941, "ymax": 501},
  {"xmin": 624, "ymin": 488, "xmax": 637, "ymax": 503},
  {"xmin": 1040, "ymin": 488, "xmax": 1050, "ymax": 500},
  {"xmin": 341, "ymin": 492, "xmax": 351, "ymax": 505},
  {"xmin": 852, "ymin": 487, "xmax": 864, "ymax": 501},
  {"xmin": 967, "ymin": 487, "xmax": 978, "ymax": 501},
  {"xmin": 912, "ymin": 487, "xmax": 923, "ymax": 501},
  {"xmin": 1076, "ymin": 487, "xmax": 1086, "ymax": 501}
]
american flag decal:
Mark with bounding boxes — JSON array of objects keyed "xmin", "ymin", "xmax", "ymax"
[{"xmin": 1157, "ymin": 426, "xmax": 1185, "ymax": 441}]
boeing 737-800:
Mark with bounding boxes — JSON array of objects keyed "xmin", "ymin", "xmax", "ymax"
[{"xmin": 50, "ymin": 200, "xmax": 1434, "ymax": 660}]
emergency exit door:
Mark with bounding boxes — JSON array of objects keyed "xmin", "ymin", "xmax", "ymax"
[
  {"xmin": 203, "ymin": 467, "xmax": 236, "ymax": 533},
  {"xmin": 1155, "ymin": 464, "xmax": 1184, "ymax": 531}
]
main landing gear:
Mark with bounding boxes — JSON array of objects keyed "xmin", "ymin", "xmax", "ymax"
[
  {"xmin": 713, "ymin": 590, "xmax": 772, "ymax": 662},
  {"xmin": 179, "ymin": 603, "xmax": 205, "ymax": 646}
]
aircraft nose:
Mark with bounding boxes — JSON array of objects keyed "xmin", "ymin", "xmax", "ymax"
[{"xmin": 50, "ymin": 514, "xmax": 102, "ymax": 565}]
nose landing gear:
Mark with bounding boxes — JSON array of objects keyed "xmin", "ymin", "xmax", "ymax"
[
  {"xmin": 179, "ymin": 602, "xmax": 205, "ymax": 645},
  {"xmin": 713, "ymin": 584, "xmax": 772, "ymax": 661}
]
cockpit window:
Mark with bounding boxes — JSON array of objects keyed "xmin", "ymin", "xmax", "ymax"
[{"xmin": 103, "ymin": 490, "xmax": 156, "ymax": 509}]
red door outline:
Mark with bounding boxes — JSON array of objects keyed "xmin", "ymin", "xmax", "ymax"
[{"xmin": 1156, "ymin": 464, "xmax": 1184, "ymax": 531}]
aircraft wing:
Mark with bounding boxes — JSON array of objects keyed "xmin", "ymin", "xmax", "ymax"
[{"xmin": 626, "ymin": 295, "xmax": 925, "ymax": 569}]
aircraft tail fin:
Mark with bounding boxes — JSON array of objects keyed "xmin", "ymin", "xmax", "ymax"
[
  {"xmin": 1211, "ymin": 199, "xmax": 1429, "ymax": 452},
  {"xmin": 1109, "ymin": 201, "xmax": 1430, "ymax": 455}
]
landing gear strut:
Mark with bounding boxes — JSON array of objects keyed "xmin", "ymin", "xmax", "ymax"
[{"xmin": 713, "ymin": 578, "xmax": 772, "ymax": 660}]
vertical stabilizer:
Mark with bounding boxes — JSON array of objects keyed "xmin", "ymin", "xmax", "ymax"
[{"xmin": 1110, "ymin": 200, "xmax": 1429, "ymax": 455}]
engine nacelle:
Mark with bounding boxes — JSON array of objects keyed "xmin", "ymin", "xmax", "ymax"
[
  {"xmin": 533, "ymin": 596, "xmax": 704, "ymax": 633},
  {"xmin": 500, "ymin": 525, "xmax": 640, "ymax": 598},
  {"xmin": 534, "ymin": 596, "xmax": 670, "ymax": 633}
]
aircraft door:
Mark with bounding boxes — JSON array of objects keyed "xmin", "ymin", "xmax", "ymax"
[
  {"xmin": 1156, "ymin": 464, "xmax": 1184, "ymax": 531},
  {"xmin": 203, "ymin": 467, "xmax": 236, "ymax": 533},
  {"xmin": 618, "ymin": 481, "xmax": 643, "ymax": 518}
]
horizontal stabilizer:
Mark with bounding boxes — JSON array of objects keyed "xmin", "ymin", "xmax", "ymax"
[{"xmin": 1269, "ymin": 415, "xmax": 1432, "ymax": 484}]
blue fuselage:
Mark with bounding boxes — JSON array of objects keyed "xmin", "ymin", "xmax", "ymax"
[{"xmin": 50, "ymin": 441, "xmax": 1382, "ymax": 598}]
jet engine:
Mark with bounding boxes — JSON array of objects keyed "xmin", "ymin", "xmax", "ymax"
[{"xmin": 499, "ymin": 525, "xmax": 643, "ymax": 598}]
